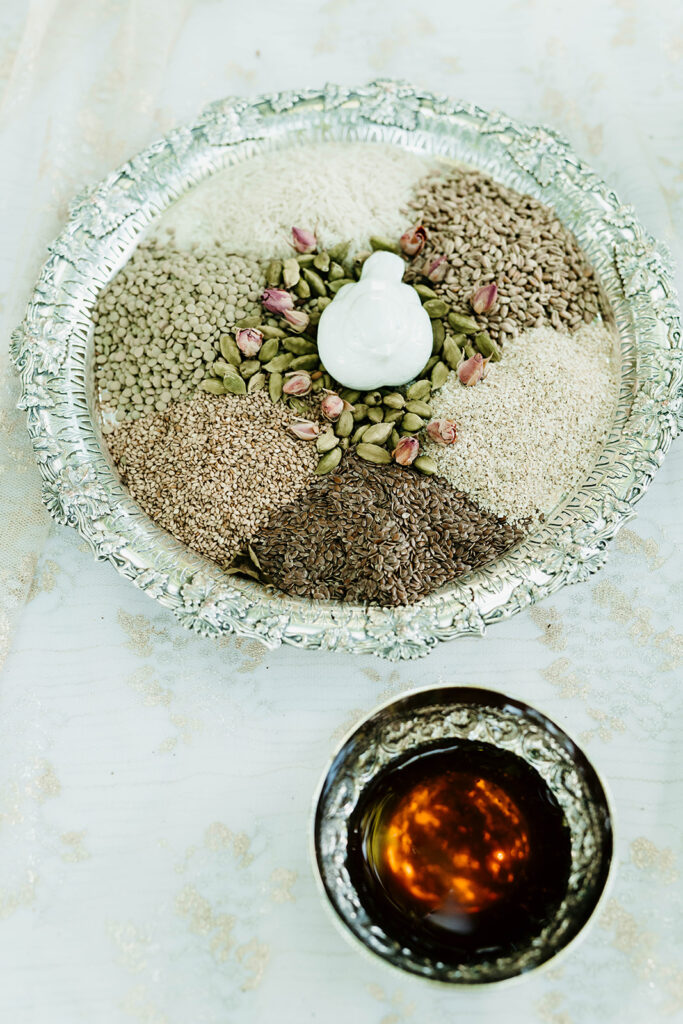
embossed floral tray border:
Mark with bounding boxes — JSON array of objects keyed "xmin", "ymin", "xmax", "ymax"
[{"xmin": 11, "ymin": 80, "xmax": 682, "ymax": 660}]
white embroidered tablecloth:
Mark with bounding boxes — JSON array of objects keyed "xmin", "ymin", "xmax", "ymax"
[{"xmin": 1, "ymin": 2, "xmax": 681, "ymax": 1021}]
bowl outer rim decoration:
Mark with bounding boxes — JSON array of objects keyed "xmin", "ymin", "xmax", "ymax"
[
  {"xmin": 310, "ymin": 683, "xmax": 616, "ymax": 985},
  {"xmin": 11, "ymin": 78, "xmax": 682, "ymax": 660}
]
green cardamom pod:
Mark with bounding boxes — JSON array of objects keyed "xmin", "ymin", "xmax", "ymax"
[
  {"xmin": 268, "ymin": 371, "xmax": 283, "ymax": 403},
  {"xmin": 390, "ymin": 428, "xmax": 401, "ymax": 451},
  {"xmin": 414, "ymin": 455, "xmax": 437, "ymax": 476},
  {"xmin": 464, "ymin": 344, "xmax": 476, "ymax": 359},
  {"xmin": 289, "ymin": 354, "xmax": 319, "ymax": 371},
  {"xmin": 315, "ymin": 447, "xmax": 343, "ymax": 475},
  {"xmin": 401, "ymin": 413, "xmax": 425, "ymax": 433},
  {"xmin": 282, "ymin": 257, "xmax": 300, "ymax": 289},
  {"xmin": 235, "ymin": 314, "xmax": 261, "ymax": 329},
  {"xmin": 211, "ymin": 359, "xmax": 232, "ymax": 377},
  {"xmin": 258, "ymin": 338, "xmax": 280, "ymax": 363},
  {"xmin": 369, "ymin": 235, "xmax": 400, "ymax": 254},
  {"xmin": 265, "ymin": 260, "xmax": 282, "ymax": 287},
  {"xmin": 362, "ymin": 422, "xmax": 393, "ymax": 445},
  {"xmin": 239, "ymin": 359, "xmax": 261, "ymax": 379},
  {"xmin": 405, "ymin": 400, "xmax": 432, "ymax": 418},
  {"xmin": 284, "ymin": 336, "xmax": 318, "ymax": 355},
  {"xmin": 352, "ymin": 403, "xmax": 369, "ymax": 422},
  {"xmin": 327, "ymin": 241, "xmax": 350, "ymax": 263},
  {"xmin": 199, "ymin": 378, "xmax": 227, "ymax": 395},
  {"xmin": 316, "ymin": 431, "xmax": 340, "ymax": 453},
  {"xmin": 296, "ymin": 253, "xmax": 316, "ymax": 267},
  {"xmin": 364, "ymin": 391, "xmax": 382, "ymax": 406},
  {"xmin": 383, "ymin": 392, "xmax": 405, "ymax": 410},
  {"xmin": 419, "ymin": 356, "xmax": 440, "ymax": 379},
  {"xmin": 302, "ymin": 268, "xmax": 328, "ymax": 297},
  {"xmin": 317, "ymin": 295, "xmax": 332, "ymax": 311},
  {"xmin": 474, "ymin": 332, "xmax": 501, "ymax": 361},
  {"xmin": 367, "ymin": 407, "xmax": 384, "ymax": 424},
  {"xmin": 313, "ymin": 251, "xmax": 330, "ymax": 273},
  {"xmin": 264, "ymin": 353, "xmax": 294, "ymax": 373},
  {"xmin": 448, "ymin": 311, "xmax": 479, "ymax": 334},
  {"xmin": 431, "ymin": 318, "xmax": 445, "ymax": 354},
  {"xmin": 351, "ymin": 425, "xmax": 368, "ymax": 445},
  {"xmin": 328, "ymin": 262, "xmax": 345, "ymax": 281},
  {"xmin": 339, "ymin": 436, "xmax": 350, "ymax": 451},
  {"xmin": 406, "ymin": 379, "xmax": 432, "ymax": 401},
  {"xmin": 222, "ymin": 373, "xmax": 247, "ymax": 396},
  {"xmin": 340, "ymin": 388, "xmax": 361, "ymax": 404},
  {"xmin": 335, "ymin": 410, "xmax": 354, "ymax": 437},
  {"xmin": 247, "ymin": 372, "xmax": 266, "ymax": 394},
  {"xmin": 260, "ymin": 324, "xmax": 286, "ymax": 340},
  {"xmin": 327, "ymin": 278, "xmax": 354, "ymax": 293},
  {"xmin": 414, "ymin": 283, "xmax": 438, "ymax": 301},
  {"xmin": 430, "ymin": 360, "xmax": 450, "ymax": 389},
  {"xmin": 219, "ymin": 335, "xmax": 242, "ymax": 366},
  {"xmin": 423, "ymin": 298, "xmax": 449, "ymax": 319},
  {"xmin": 443, "ymin": 337, "xmax": 462, "ymax": 371},
  {"xmin": 356, "ymin": 443, "xmax": 391, "ymax": 465},
  {"xmin": 383, "ymin": 408, "xmax": 404, "ymax": 423},
  {"xmin": 295, "ymin": 278, "xmax": 311, "ymax": 299}
]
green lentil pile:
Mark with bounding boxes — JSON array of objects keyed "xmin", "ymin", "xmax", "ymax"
[{"xmin": 93, "ymin": 243, "xmax": 265, "ymax": 423}]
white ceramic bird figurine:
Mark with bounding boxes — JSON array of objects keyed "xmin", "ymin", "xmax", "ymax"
[{"xmin": 317, "ymin": 251, "xmax": 432, "ymax": 390}]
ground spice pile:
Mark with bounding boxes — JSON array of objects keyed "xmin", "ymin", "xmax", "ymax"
[
  {"xmin": 108, "ymin": 392, "xmax": 318, "ymax": 567},
  {"xmin": 249, "ymin": 455, "xmax": 525, "ymax": 606},
  {"xmin": 406, "ymin": 168, "xmax": 603, "ymax": 346},
  {"xmin": 93, "ymin": 243, "xmax": 265, "ymax": 422},
  {"xmin": 150, "ymin": 142, "xmax": 435, "ymax": 257},
  {"xmin": 426, "ymin": 323, "xmax": 618, "ymax": 522}
]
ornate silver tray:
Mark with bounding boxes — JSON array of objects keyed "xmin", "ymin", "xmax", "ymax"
[{"xmin": 12, "ymin": 80, "xmax": 682, "ymax": 660}]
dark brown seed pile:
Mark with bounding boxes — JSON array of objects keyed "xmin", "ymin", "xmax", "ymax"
[
  {"xmin": 406, "ymin": 168, "xmax": 603, "ymax": 346},
  {"xmin": 249, "ymin": 455, "xmax": 526, "ymax": 606}
]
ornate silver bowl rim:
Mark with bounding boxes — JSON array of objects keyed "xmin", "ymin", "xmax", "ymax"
[
  {"xmin": 12, "ymin": 80, "xmax": 682, "ymax": 660},
  {"xmin": 312, "ymin": 685, "xmax": 614, "ymax": 984}
]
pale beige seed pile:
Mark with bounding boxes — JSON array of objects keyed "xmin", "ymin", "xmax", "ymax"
[
  {"xmin": 93, "ymin": 243, "xmax": 265, "ymax": 423},
  {"xmin": 107, "ymin": 392, "xmax": 319, "ymax": 567},
  {"xmin": 426, "ymin": 323, "xmax": 619, "ymax": 522},
  {"xmin": 406, "ymin": 168, "xmax": 602, "ymax": 346}
]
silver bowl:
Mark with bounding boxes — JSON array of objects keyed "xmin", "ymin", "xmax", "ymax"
[
  {"xmin": 312, "ymin": 686, "xmax": 614, "ymax": 984},
  {"xmin": 12, "ymin": 80, "xmax": 682, "ymax": 660}
]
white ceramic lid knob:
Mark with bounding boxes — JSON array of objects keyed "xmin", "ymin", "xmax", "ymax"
[{"xmin": 317, "ymin": 251, "xmax": 433, "ymax": 391}]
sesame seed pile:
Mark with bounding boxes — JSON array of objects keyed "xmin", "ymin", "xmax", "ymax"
[
  {"xmin": 249, "ymin": 455, "xmax": 526, "ymax": 606},
  {"xmin": 107, "ymin": 392, "xmax": 318, "ymax": 567},
  {"xmin": 406, "ymin": 167, "xmax": 603, "ymax": 347},
  {"xmin": 425, "ymin": 323, "xmax": 619, "ymax": 523},
  {"xmin": 93, "ymin": 243, "xmax": 265, "ymax": 423}
]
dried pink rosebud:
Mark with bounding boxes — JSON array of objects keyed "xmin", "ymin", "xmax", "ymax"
[
  {"xmin": 262, "ymin": 288, "xmax": 294, "ymax": 313},
  {"xmin": 426, "ymin": 418, "xmax": 457, "ymax": 445},
  {"xmin": 291, "ymin": 226, "xmax": 317, "ymax": 253},
  {"xmin": 282, "ymin": 371, "xmax": 312, "ymax": 396},
  {"xmin": 471, "ymin": 282, "xmax": 498, "ymax": 315},
  {"xmin": 458, "ymin": 352, "xmax": 489, "ymax": 386},
  {"xmin": 235, "ymin": 327, "xmax": 263, "ymax": 357},
  {"xmin": 320, "ymin": 391, "xmax": 345, "ymax": 421},
  {"xmin": 287, "ymin": 418, "xmax": 320, "ymax": 440},
  {"xmin": 426, "ymin": 255, "xmax": 448, "ymax": 283},
  {"xmin": 283, "ymin": 308, "xmax": 310, "ymax": 333},
  {"xmin": 392, "ymin": 436, "xmax": 420, "ymax": 466},
  {"xmin": 399, "ymin": 224, "xmax": 428, "ymax": 257}
]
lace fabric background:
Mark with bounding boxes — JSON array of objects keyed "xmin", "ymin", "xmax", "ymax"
[{"xmin": 0, "ymin": 2, "xmax": 681, "ymax": 1023}]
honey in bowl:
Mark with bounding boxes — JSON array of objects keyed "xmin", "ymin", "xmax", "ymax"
[{"xmin": 346, "ymin": 740, "xmax": 572, "ymax": 963}]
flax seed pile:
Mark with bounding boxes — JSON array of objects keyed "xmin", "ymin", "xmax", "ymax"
[{"xmin": 97, "ymin": 146, "xmax": 619, "ymax": 607}]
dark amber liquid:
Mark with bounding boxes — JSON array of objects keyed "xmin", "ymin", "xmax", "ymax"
[{"xmin": 347, "ymin": 741, "xmax": 571, "ymax": 963}]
